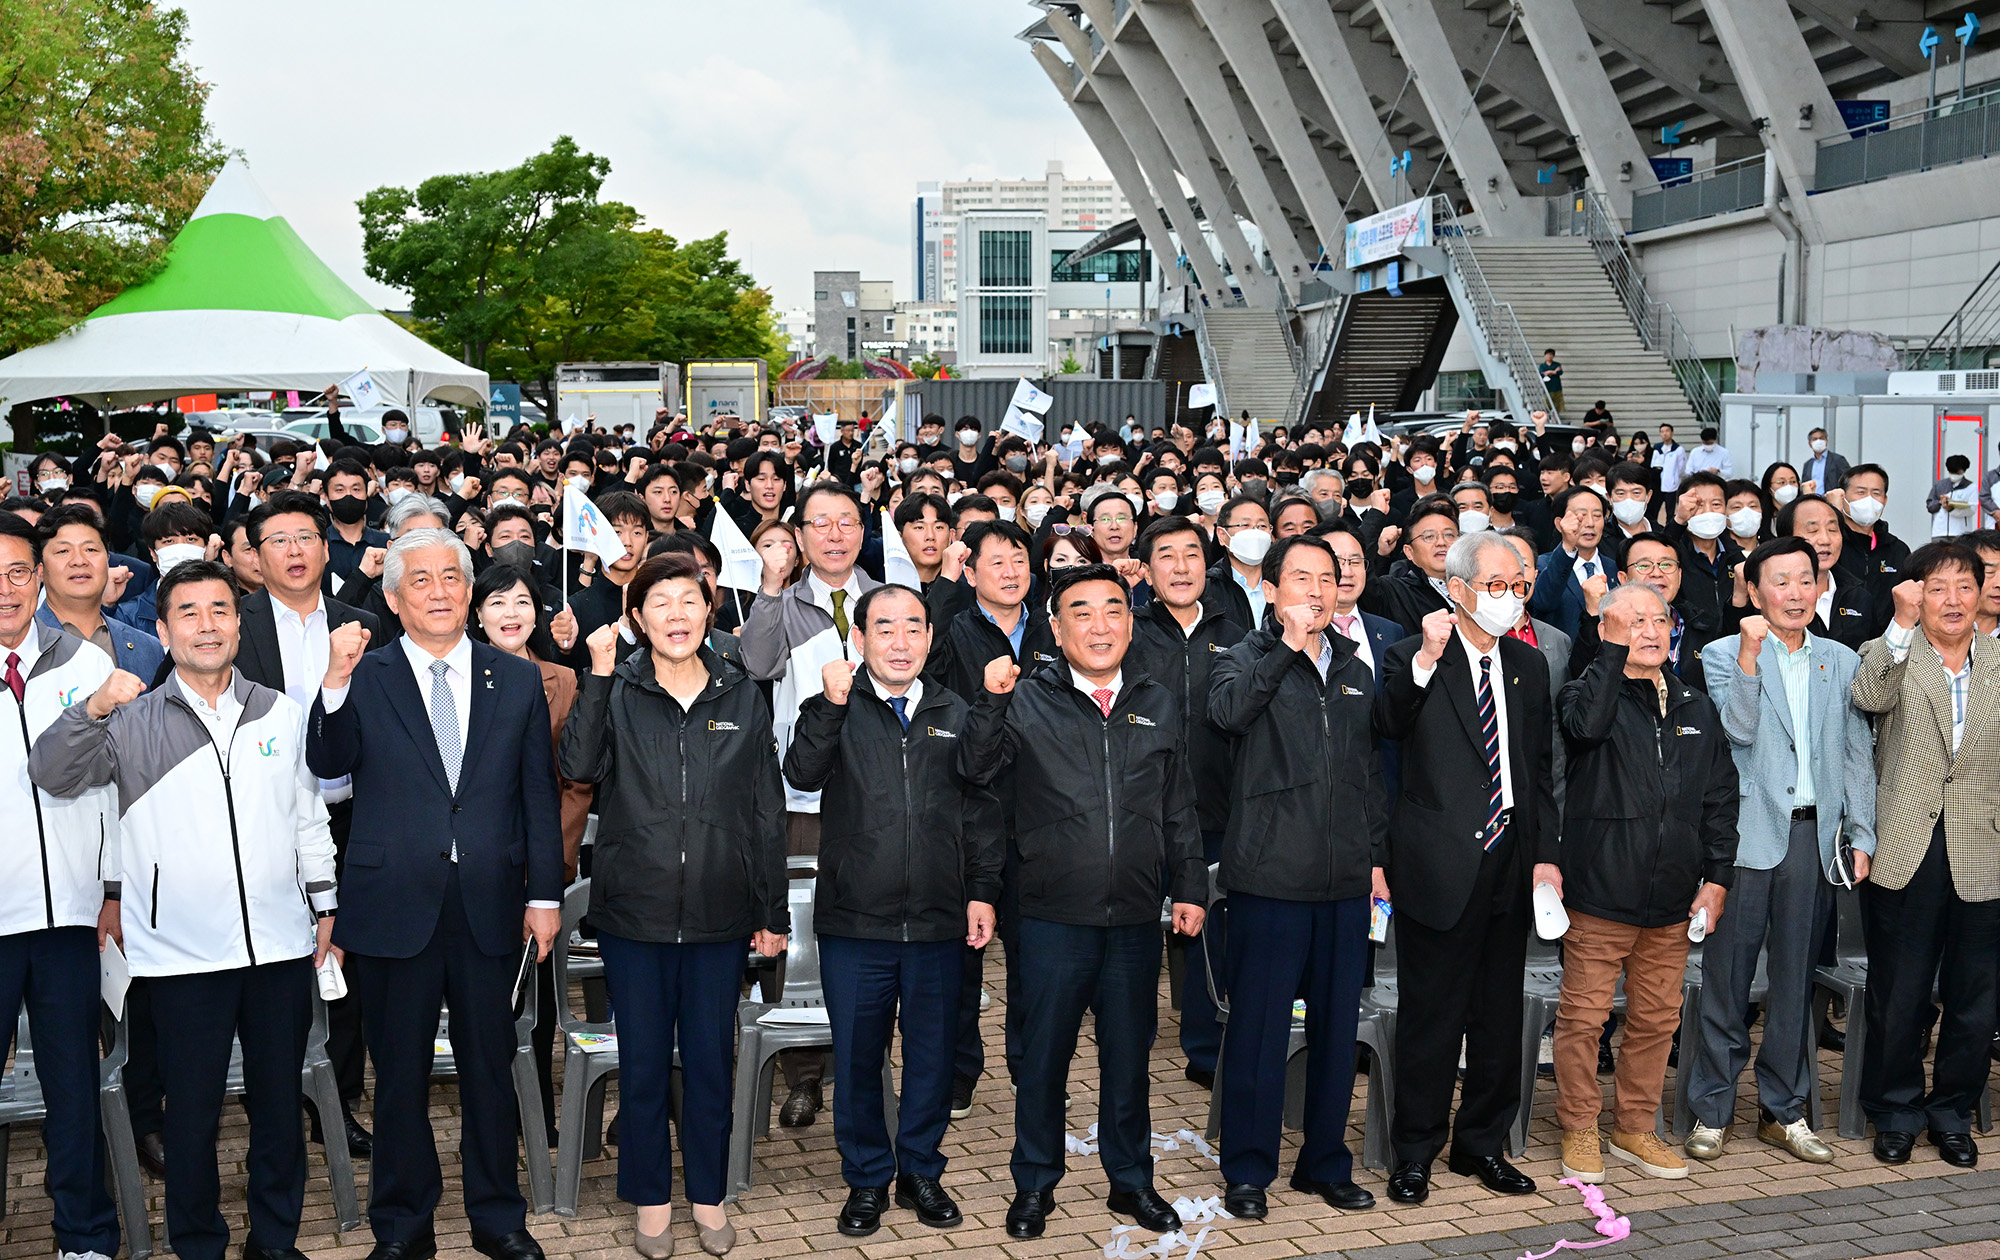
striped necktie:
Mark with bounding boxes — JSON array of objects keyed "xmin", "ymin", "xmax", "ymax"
[{"xmin": 1475, "ymin": 654, "xmax": 1504, "ymax": 850}]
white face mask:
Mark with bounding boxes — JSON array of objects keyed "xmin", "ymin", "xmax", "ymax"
[
  {"xmin": 36, "ymin": 476, "xmax": 67, "ymax": 494},
  {"xmin": 1024, "ymin": 502, "xmax": 1050, "ymax": 528},
  {"xmin": 1687, "ymin": 511, "xmax": 1729, "ymax": 540},
  {"xmin": 1196, "ymin": 490, "xmax": 1227, "ymax": 515},
  {"xmin": 448, "ymin": 474, "xmax": 467, "ymax": 496},
  {"xmin": 134, "ymin": 483, "xmax": 162, "ymax": 509},
  {"xmin": 154, "ymin": 542, "xmax": 206, "ymax": 574},
  {"xmin": 385, "ymin": 487, "xmax": 412, "ymax": 505},
  {"xmin": 1846, "ymin": 496, "xmax": 1884, "ymax": 528},
  {"xmin": 1572, "ymin": 439, "xmax": 1587, "ymax": 454},
  {"xmin": 898, "ymin": 457, "xmax": 919, "ymax": 475},
  {"xmin": 1464, "ymin": 587, "xmax": 1523, "ymax": 637},
  {"xmin": 386, "ymin": 427, "xmax": 410, "ymax": 445},
  {"xmin": 1728, "ymin": 507, "xmax": 1762, "ymax": 537},
  {"xmin": 1772, "ymin": 483, "xmax": 1799, "ymax": 506},
  {"xmin": 946, "ymin": 491, "xmax": 962, "ymax": 506},
  {"xmin": 1412, "ymin": 464, "xmax": 1436, "ymax": 484},
  {"xmin": 566, "ymin": 474, "xmax": 591, "ymax": 492},
  {"xmin": 998, "ymin": 505, "xmax": 1017, "ymax": 522},
  {"xmin": 1611, "ymin": 497, "xmax": 1647, "ymax": 525},
  {"xmin": 1152, "ymin": 491, "xmax": 1179, "ymax": 512},
  {"xmin": 1809, "ymin": 439, "xmax": 1826, "ymax": 454},
  {"xmin": 957, "ymin": 429, "xmax": 978, "ymax": 446},
  {"xmin": 1458, "ymin": 510, "xmax": 1491, "ymax": 534},
  {"xmin": 1494, "ymin": 440, "xmax": 1516, "ymax": 453},
  {"xmin": 1226, "ymin": 528, "xmax": 1272, "ymax": 566}
]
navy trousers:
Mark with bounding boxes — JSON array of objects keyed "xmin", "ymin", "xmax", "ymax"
[
  {"xmin": 821, "ymin": 935, "xmax": 961, "ymax": 1185},
  {"xmin": 597, "ymin": 931, "xmax": 744, "ymax": 1206},
  {"xmin": 1219, "ymin": 892, "xmax": 1369, "ymax": 1187},
  {"xmin": 149, "ymin": 956, "xmax": 312, "ymax": 1260},
  {"xmin": 1011, "ymin": 917, "xmax": 1160, "ymax": 1195},
  {"xmin": 349, "ymin": 867, "xmax": 524, "ymax": 1242},
  {"xmin": 0, "ymin": 926, "xmax": 118, "ymax": 1255},
  {"xmin": 1178, "ymin": 830, "xmax": 1227, "ymax": 1075}
]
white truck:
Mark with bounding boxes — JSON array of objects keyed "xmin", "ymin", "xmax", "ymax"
[
  {"xmin": 555, "ymin": 362, "xmax": 680, "ymax": 433},
  {"xmin": 684, "ymin": 359, "xmax": 768, "ymax": 430}
]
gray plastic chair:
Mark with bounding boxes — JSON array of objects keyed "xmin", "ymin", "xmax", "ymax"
[
  {"xmin": 426, "ymin": 957, "xmax": 555, "ymax": 1216},
  {"xmin": 1198, "ymin": 867, "xmax": 1313, "ymax": 1143},
  {"xmin": 101, "ymin": 991, "xmax": 363, "ymax": 1259},
  {"xmin": 1355, "ymin": 920, "xmax": 1400, "ymax": 1171},
  {"xmin": 93, "ymin": 1010, "xmax": 152, "ymax": 1258},
  {"xmin": 727, "ymin": 862, "xmax": 897, "ymax": 1202},
  {"xmin": 1511, "ymin": 937, "xmax": 1565, "ymax": 1158},
  {"xmin": 0, "ymin": 1009, "xmax": 149, "ymax": 1254},
  {"xmin": 552, "ymin": 878, "xmax": 619, "ymax": 1218}
]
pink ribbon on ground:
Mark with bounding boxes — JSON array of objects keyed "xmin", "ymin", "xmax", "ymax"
[{"xmin": 1517, "ymin": 1179, "xmax": 1631, "ymax": 1260}]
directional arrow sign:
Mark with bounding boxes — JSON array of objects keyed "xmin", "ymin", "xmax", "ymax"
[
  {"xmin": 1921, "ymin": 25, "xmax": 1941, "ymax": 57},
  {"xmin": 1659, "ymin": 120, "xmax": 1684, "ymax": 146},
  {"xmin": 1959, "ymin": 13, "xmax": 1980, "ymax": 45}
]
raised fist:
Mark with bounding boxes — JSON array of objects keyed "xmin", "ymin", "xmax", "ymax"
[
  {"xmin": 323, "ymin": 622, "xmax": 371, "ymax": 689},
  {"xmin": 359, "ymin": 546, "xmax": 387, "ymax": 580},
  {"xmin": 1277, "ymin": 601, "xmax": 1318, "ymax": 653},
  {"xmin": 85, "ymin": 670, "xmax": 145, "ymax": 719},
  {"xmin": 1415, "ymin": 607, "xmax": 1457, "ymax": 668},
  {"xmin": 1580, "ymin": 571, "xmax": 1609, "ymax": 617},
  {"xmin": 940, "ymin": 540, "xmax": 971, "ymax": 582},
  {"xmin": 1737, "ymin": 615, "xmax": 1770, "ymax": 671},
  {"xmin": 549, "ymin": 605, "xmax": 577, "ymax": 652},
  {"xmin": 585, "ymin": 623, "xmax": 620, "ymax": 676},
  {"xmin": 1376, "ymin": 524, "xmax": 1401, "ymax": 556},
  {"xmin": 1890, "ymin": 578, "xmax": 1922, "ymax": 630},
  {"xmin": 1600, "ymin": 599, "xmax": 1642, "ymax": 648},
  {"xmin": 983, "ymin": 656, "xmax": 1020, "ymax": 695},
  {"xmin": 821, "ymin": 658, "xmax": 858, "ymax": 705}
]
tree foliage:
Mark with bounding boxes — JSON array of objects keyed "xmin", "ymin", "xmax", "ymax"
[
  {"xmin": 360, "ymin": 138, "xmax": 782, "ymax": 417},
  {"xmin": 0, "ymin": 0, "xmax": 223, "ymax": 358}
]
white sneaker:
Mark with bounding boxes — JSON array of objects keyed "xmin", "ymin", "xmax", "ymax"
[
  {"xmin": 61, "ymin": 1251, "xmax": 115, "ymax": 1260},
  {"xmin": 979, "ymin": 987, "xmax": 991, "ymax": 1010}
]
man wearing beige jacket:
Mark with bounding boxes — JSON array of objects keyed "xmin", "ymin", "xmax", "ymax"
[{"xmin": 1850, "ymin": 539, "xmax": 2000, "ymax": 1168}]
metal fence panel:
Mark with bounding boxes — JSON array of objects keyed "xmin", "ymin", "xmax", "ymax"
[
  {"xmin": 903, "ymin": 378, "xmax": 1167, "ymax": 435},
  {"xmin": 1630, "ymin": 159, "xmax": 1763, "ymax": 233}
]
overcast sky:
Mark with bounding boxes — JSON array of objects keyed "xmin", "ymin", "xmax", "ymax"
[{"xmin": 174, "ymin": 0, "xmax": 1112, "ymax": 315}]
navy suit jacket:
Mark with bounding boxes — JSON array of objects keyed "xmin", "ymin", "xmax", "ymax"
[
  {"xmin": 307, "ymin": 639, "xmax": 563, "ymax": 959},
  {"xmin": 1531, "ymin": 546, "xmax": 1618, "ymax": 642},
  {"xmin": 1359, "ymin": 610, "xmax": 1406, "ymax": 806}
]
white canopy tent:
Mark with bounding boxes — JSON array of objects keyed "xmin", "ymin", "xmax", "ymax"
[{"xmin": 0, "ymin": 159, "xmax": 487, "ymax": 413}]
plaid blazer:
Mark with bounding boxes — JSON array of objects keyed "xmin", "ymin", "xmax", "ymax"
[{"xmin": 1851, "ymin": 630, "xmax": 2000, "ymax": 901}]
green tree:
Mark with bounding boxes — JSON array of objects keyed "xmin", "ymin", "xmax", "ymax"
[
  {"xmin": 1059, "ymin": 353, "xmax": 1084, "ymax": 374},
  {"xmin": 0, "ymin": 0, "xmax": 224, "ymax": 448}
]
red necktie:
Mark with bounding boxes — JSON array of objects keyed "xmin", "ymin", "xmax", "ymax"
[
  {"xmin": 1092, "ymin": 687, "xmax": 1114, "ymax": 717},
  {"xmin": 4, "ymin": 652, "xmax": 21, "ymax": 704}
]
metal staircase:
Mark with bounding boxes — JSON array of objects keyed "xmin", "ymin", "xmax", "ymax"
[
  {"xmin": 1194, "ymin": 304, "xmax": 1298, "ymax": 422},
  {"xmin": 1908, "ymin": 257, "xmax": 2000, "ymax": 371},
  {"xmin": 1316, "ymin": 283, "xmax": 1458, "ymax": 423}
]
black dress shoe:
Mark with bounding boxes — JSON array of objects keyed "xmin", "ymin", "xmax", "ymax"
[
  {"xmin": 136, "ymin": 1131, "xmax": 166, "ymax": 1179},
  {"xmin": 1106, "ymin": 1186, "xmax": 1181, "ymax": 1232},
  {"xmin": 1819, "ymin": 1023, "xmax": 1846, "ymax": 1053},
  {"xmin": 1223, "ymin": 1183, "xmax": 1266, "ymax": 1218},
  {"xmin": 1597, "ymin": 1045, "xmax": 1616, "ymax": 1075},
  {"xmin": 342, "ymin": 1109, "xmax": 374, "ymax": 1159},
  {"xmin": 895, "ymin": 1174, "xmax": 963, "ymax": 1227},
  {"xmin": 1005, "ymin": 1189, "xmax": 1053, "ymax": 1239},
  {"xmin": 778, "ymin": 1081, "xmax": 822, "ymax": 1128},
  {"xmin": 1386, "ymin": 1160, "xmax": 1431, "ymax": 1204},
  {"xmin": 1185, "ymin": 1065, "xmax": 1216, "ymax": 1090},
  {"xmin": 1289, "ymin": 1174, "xmax": 1374, "ymax": 1211},
  {"xmin": 1874, "ymin": 1130, "xmax": 1915, "ymax": 1164},
  {"xmin": 1930, "ymin": 1130, "xmax": 1979, "ymax": 1168},
  {"xmin": 470, "ymin": 1229, "xmax": 545, "ymax": 1260},
  {"xmin": 363, "ymin": 1230, "xmax": 437, "ymax": 1260},
  {"xmin": 243, "ymin": 1243, "xmax": 312, "ymax": 1260},
  {"xmin": 1447, "ymin": 1153, "xmax": 1536, "ymax": 1195},
  {"xmin": 836, "ymin": 1186, "xmax": 888, "ymax": 1237}
]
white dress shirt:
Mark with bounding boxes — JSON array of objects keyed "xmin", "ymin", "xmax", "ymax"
[
  {"xmin": 4, "ymin": 625, "xmax": 44, "ymax": 680},
  {"xmin": 1815, "ymin": 569, "xmax": 1837, "ymax": 627},
  {"xmin": 1071, "ymin": 668, "xmax": 1122, "ymax": 710},
  {"xmin": 183, "ymin": 670, "xmax": 244, "ymax": 746},
  {"xmin": 870, "ymin": 674, "xmax": 923, "ymax": 709},
  {"xmin": 275, "ymin": 593, "xmax": 351, "ymax": 802},
  {"xmin": 1330, "ymin": 611, "xmax": 1373, "ymax": 674},
  {"xmin": 1410, "ymin": 629, "xmax": 1516, "ymax": 809}
]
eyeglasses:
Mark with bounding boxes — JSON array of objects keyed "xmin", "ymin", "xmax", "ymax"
[
  {"xmin": 1627, "ymin": 559, "xmax": 1680, "ymax": 576},
  {"xmin": 803, "ymin": 515, "xmax": 861, "ymax": 534},
  {"xmin": 259, "ymin": 531, "xmax": 322, "ymax": 552},
  {"xmin": 1050, "ymin": 523, "xmax": 1094, "ymax": 537},
  {"xmin": 0, "ymin": 564, "xmax": 36, "ymax": 587},
  {"xmin": 1093, "ymin": 513, "xmax": 1134, "ymax": 527},
  {"xmin": 1411, "ymin": 530, "xmax": 1460, "ymax": 547},
  {"xmin": 1466, "ymin": 579, "xmax": 1533, "ymax": 598}
]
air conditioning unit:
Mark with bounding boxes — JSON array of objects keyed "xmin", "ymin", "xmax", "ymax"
[{"xmin": 1888, "ymin": 369, "xmax": 2000, "ymax": 395}]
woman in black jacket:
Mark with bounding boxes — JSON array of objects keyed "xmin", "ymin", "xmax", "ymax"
[{"xmin": 561, "ymin": 552, "xmax": 788, "ymax": 1258}]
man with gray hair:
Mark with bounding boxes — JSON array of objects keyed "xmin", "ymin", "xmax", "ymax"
[
  {"xmin": 335, "ymin": 495, "xmax": 452, "ymax": 647},
  {"xmin": 1375, "ymin": 532, "xmax": 1557, "ymax": 1203},
  {"xmin": 309, "ymin": 527, "xmax": 564, "ymax": 1260},
  {"xmin": 1550, "ymin": 582, "xmax": 1738, "ymax": 1184}
]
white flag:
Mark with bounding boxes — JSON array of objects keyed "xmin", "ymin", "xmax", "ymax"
[
  {"xmin": 1229, "ymin": 417, "xmax": 1260, "ymax": 459},
  {"xmin": 1010, "ymin": 378, "xmax": 1055, "ymax": 415},
  {"xmin": 710, "ymin": 502, "xmax": 763, "ymax": 592},
  {"xmin": 881, "ymin": 509, "xmax": 921, "ymax": 588},
  {"xmin": 562, "ymin": 485, "xmax": 630, "ymax": 567},
  {"xmin": 336, "ymin": 367, "xmax": 379, "ymax": 409},
  {"xmin": 999, "ymin": 405, "xmax": 1044, "ymax": 444},
  {"xmin": 1363, "ymin": 405, "xmax": 1384, "ymax": 446},
  {"xmin": 812, "ymin": 413, "xmax": 839, "ymax": 446},
  {"xmin": 873, "ymin": 397, "xmax": 899, "ymax": 448},
  {"xmin": 1187, "ymin": 382, "xmax": 1217, "ymax": 409}
]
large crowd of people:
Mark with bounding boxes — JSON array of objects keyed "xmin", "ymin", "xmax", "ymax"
[{"xmin": 1, "ymin": 394, "xmax": 1995, "ymax": 1260}]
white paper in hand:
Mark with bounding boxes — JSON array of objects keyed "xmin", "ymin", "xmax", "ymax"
[
  {"xmin": 1187, "ymin": 383, "xmax": 1217, "ymax": 409},
  {"xmin": 100, "ymin": 937, "xmax": 130, "ymax": 1016}
]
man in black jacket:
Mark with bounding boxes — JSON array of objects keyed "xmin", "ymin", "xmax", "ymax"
[
  {"xmin": 1375, "ymin": 533, "xmax": 1557, "ymax": 1204},
  {"xmin": 961, "ymin": 564, "xmax": 1206, "ymax": 1241},
  {"xmin": 920, "ymin": 518, "xmax": 1058, "ymax": 1111},
  {"xmin": 782, "ymin": 585, "xmax": 1003, "ymax": 1239},
  {"xmin": 1361, "ymin": 496, "xmax": 1457, "ymax": 637},
  {"xmin": 1549, "ymin": 584, "xmax": 1737, "ymax": 1185},
  {"xmin": 1207, "ymin": 536, "xmax": 1385, "ymax": 1219},
  {"xmin": 1127, "ymin": 517, "xmax": 1245, "ymax": 1090}
]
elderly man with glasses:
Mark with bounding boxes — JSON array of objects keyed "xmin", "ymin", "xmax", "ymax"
[{"xmin": 740, "ymin": 480, "xmax": 881, "ymax": 1128}]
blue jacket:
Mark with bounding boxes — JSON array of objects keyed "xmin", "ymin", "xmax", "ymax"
[
  {"xmin": 35, "ymin": 604, "xmax": 165, "ymax": 685},
  {"xmin": 1700, "ymin": 631, "xmax": 1876, "ymax": 872},
  {"xmin": 1531, "ymin": 545, "xmax": 1618, "ymax": 642},
  {"xmin": 307, "ymin": 639, "xmax": 564, "ymax": 959}
]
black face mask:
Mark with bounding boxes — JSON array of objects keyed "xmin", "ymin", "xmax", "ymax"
[
  {"xmin": 1346, "ymin": 478, "xmax": 1375, "ymax": 500},
  {"xmin": 492, "ymin": 541, "xmax": 537, "ymax": 571},
  {"xmin": 328, "ymin": 495, "xmax": 367, "ymax": 524},
  {"xmin": 1490, "ymin": 491, "xmax": 1519, "ymax": 514}
]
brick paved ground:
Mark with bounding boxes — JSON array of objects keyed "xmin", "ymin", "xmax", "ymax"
[{"xmin": 3, "ymin": 947, "xmax": 1993, "ymax": 1260}]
